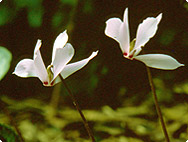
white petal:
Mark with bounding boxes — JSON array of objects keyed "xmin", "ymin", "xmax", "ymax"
[
  {"xmin": 134, "ymin": 54, "xmax": 184, "ymax": 70},
  {"xmin": 105, "ymin": 8, "xmax": 130, "ymax": 54},
  {"xmin": 105, "ymin": 18, "xmax": 122, "ymax": 42},
  {"xmin": 33, "ymin": 40, "xmax": 48, "ymax": 82},
  {"xmin": 120, "ymin": 8, "xmax": 130, "ymax": 54},
  {"xmin": 52, "ymin": 76, "xmax": 61, "ymax": 86},
  {"xmin": 133, "ymin": 47, "xmax": 142, "ymax": 57},
  {"xmin": 51, "ymin": 43, "xmax": 74, "ymax": 81},
  {"xmin": 134, "ymin": 13, "xmax": 162, "ymax": 50},
  {"xmin": 13, "ymin": 59, "xmax": 38, "ymax": 78},
  {"xmin": 61, "ymin": 51, "xmax": 98, "ymax": 79},
  {"xmin": 52, "ymin": 30, "xmax": 68, "ymax": 62}
]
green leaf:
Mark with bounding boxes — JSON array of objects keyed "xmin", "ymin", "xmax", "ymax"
[
  {"xmin": 0, "ymin": 46, "xmax": 12, "ymax": 81},
  {"xmin": 0, "ymin": 123, "xmax": 21, "ymax": 142}
]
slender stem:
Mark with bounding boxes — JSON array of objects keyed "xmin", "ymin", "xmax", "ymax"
[
  {"xmin": 2, "ymin": 107, "xmax": 24, "ymax": 142},
  {"xmin": 50, "ymin": 83, "xmax": 61, "ymax": 110},
  {"xmin": 146, "ymin": 67, "xmax": 170, "ymax": 142},
  {"xmin": 59, "ymin": 75, "xmax": 96, "ymax": 142}
]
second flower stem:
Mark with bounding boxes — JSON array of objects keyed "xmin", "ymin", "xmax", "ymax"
[
  {"xmin": 59, "ymin": 75, "xmax": 96, "ymax": 142},
  {"xmin": 146, "ymin": 67, "xmax": 170, "ymax": 142}
]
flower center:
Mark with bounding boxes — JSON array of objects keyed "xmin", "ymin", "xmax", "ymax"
[
  {"xmin": 123, "ymin": 39, "xmax": 136, "ymax": 59},
  {"xmin": 47, "ymin": 65, "xmax": 54, "ymax": 83},
  {"xmin": 130, "ymin": 38, "xmax": 136, "ymax": 52},
  {"xmin": 43, "ymin": 81, "xmax": 48, "ymax": 85},
  {"xmin": 50, "ymin": 80, "xmax": 54, "ymax": 86},
  {"xmin": 129, "ymin": 55, "xmax": 133, "ymax": 59},
  {"xmin": 123, "ymin": 52, "xmax": 128, "ymax": 56}
]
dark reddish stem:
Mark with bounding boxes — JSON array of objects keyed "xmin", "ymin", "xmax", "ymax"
[
  {"xmin": 2, "ymin": 107, "xmax": 24, "ymax": 142},
  {"xmin": 59, "ymin": 75, "xmax": 96, "ymax": 142},
  {"xmin": 146, "ymin": 67, "xmax": 170, "ymax": 142}
]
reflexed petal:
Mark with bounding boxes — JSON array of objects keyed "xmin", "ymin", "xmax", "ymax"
[
  {"xmin": 13, "ymin": 59, "xmax": 38, "ymax": 77},
  {"xmin": 51, "ymin": 43, "xmax": 74, "ymax": 81},
  {"xmin": 33, "ymin": 40, "xmax": 48, "ymax": 82},
  {"xmin": 105, "ymin": 18, "xmax": 122, "ymax": 42},
  {"xmin": 52, "ymin": 30, "xmax": 68, "ymax": 62},
  {"xmin": 34, "ymin": 40, "xmax": 41, "ymax": 58},
  {"xmin": 120, "ymin": 8, "xmax": 130, "ymax": 54},
  {"xmin": 105, "ymin": 11, "xmax": 130, "ymax": 54},
  {"xmin": 60, "ymin": 51, "xmax": 98, "ymax": 79},
  {"xmin": 134, "ymin": 13, "xmax": 162, "ymax": 50},
  {"xmin": 134, "ymin": 54, "xmax": 184, "ymax": 70}
]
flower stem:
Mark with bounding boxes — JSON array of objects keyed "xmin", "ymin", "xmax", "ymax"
[
  {"xmin": 146, "ymin": 67, "xmax": 170, "ymax": 142},
  {"xmin": 2, "ymin": 107, "xmax": 24, "ymax": 142},
  {"xmin": 59, "ymin": 75, "xmax": 96, "ymax": 142}
]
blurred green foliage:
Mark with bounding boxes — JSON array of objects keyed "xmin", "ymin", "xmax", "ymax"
[
  {"xmin": 0, "ymin": 7, "xmax": 13, "ymax": 26},
  {"xmin": 0, "ymin": 124, "xmax": 21, "ymax": 142},
  {"xmin": 159, "ymin": 28, "xmax": 176, "ymax": 46},
  {"xmin": 60, "ymin": 0, "xmax": 77, "ymax": 6},
  {"xmin": 52, "ymin": 12, "xmax": 64, "ymax": 28},
  {"xmin": 0, "ymin": 0, "xmax": 43, "ymax": 27},
  {"xmin": 0, "ymin": 46, "xmax": 12, "ymax": 81},
  {"xmin": 82, "ymin": 0, "xmax": 93, "ymax": 14},
  {"xmin": 13, "ymin": 0, "xmax": 43, "ymax": 8},
  {"xmin": 0, "ymin": 82, "xmax": 188, "ymax": 142},
  {"xmin": 27, "ymin": 8, "xmax": 43, "ymax": 28},
  {"xmin": 14, "ymin": 0, "xmax": 44, "ymax": 27}
]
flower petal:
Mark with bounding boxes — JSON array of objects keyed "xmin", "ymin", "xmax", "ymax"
[
  {"xmin": 60, "ymin": 51, "xmax": 98, "ymax": 79},
  {"xmin": 51, "ymin": 43, "xmax": 74, "ymax": 81},
  {"xmin": 134, "ymin": 13, "xmax": 162, "ymax": 51},
  {"xmin": 52, "ymin": 30, "xmax": 68, "ymax": 63},
  {"xmin": 33, "ymin": 40, "xmax": 48, "ymax": 83},
  {"xmin": 134, "ymin": 54, "xmax": 184, "ymax": 70},
  {"xmin": 105, "ymin": 18, "xmax": 122, "ymax": 42},
  {"xmin": 13, "ymin": 59, "xmax": 38, "ymax": 77},
  {"xmin": 105, "ymin": 8, "xmax": 130, "ymax": 54}
]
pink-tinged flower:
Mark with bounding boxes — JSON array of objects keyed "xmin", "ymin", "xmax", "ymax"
[
  {"xmin": 105, "ymin": 8, "xmax": 184, "ymax": 70},
  {"xmin": 13, "ymin": 30, "xmax": 98, "ymax": 86}
]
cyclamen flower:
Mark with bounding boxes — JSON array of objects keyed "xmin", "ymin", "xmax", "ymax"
[
  {"xmin": 13, "ymin": 30, "xmax": 98, "ymax": 86},
  {"xmin": 105, "ymin": 8, "xmax": 184, "ymax": 70}
]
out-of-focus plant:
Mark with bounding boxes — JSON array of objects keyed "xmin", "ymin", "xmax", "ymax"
[
  {"xmin": 0, "ymin": 46, "xmax": 12, "ymax": 81},
  {"xmin": 0, "ymin": 6, "xmax": 13, "ymax": 26},
  {"xmin": 0, "ymin": 123, "xmax": 21, "ymax": 142},
  {"xmin": 0, "ymin": 0, "xmax": 93, "ymax": 29},
  {"xmin": 13, "ymin": 0, "xmax": 44, "ymax": 27}
]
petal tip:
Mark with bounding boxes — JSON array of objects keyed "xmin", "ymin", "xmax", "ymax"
[
  {"xmin": 89, "ymin": 50, "xmax": 99, "ymax": 60},
  {"xmin": 61, "ymin": 30, "xmax": 68, "ymax": 36},
  {"xmin": 157, "ymin": 13, "xmax": 162, "ymax": 22},
  {"xmin": 34, "ymin": 39, "xmax": 42, "ymax": 54},
  {"xmin": 124, "ymin": 8, "xmax": 128, "ymax": 13},
  {"xmin": 123, "ymin": 8, "xmax": 128, "ymax": 22}
]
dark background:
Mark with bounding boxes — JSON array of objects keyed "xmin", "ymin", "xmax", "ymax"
[{"xmin": 0, "ymin": 0, "xmax": 187, "ymax": 108}]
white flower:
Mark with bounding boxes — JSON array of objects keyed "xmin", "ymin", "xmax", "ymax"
[
  {"xmin": 105, "ymin": 8, "xmax": 184, "ymax": 70},
  {"xmin": 13, "ymin": 30, "xmax": 98, "ymax": 86}
]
